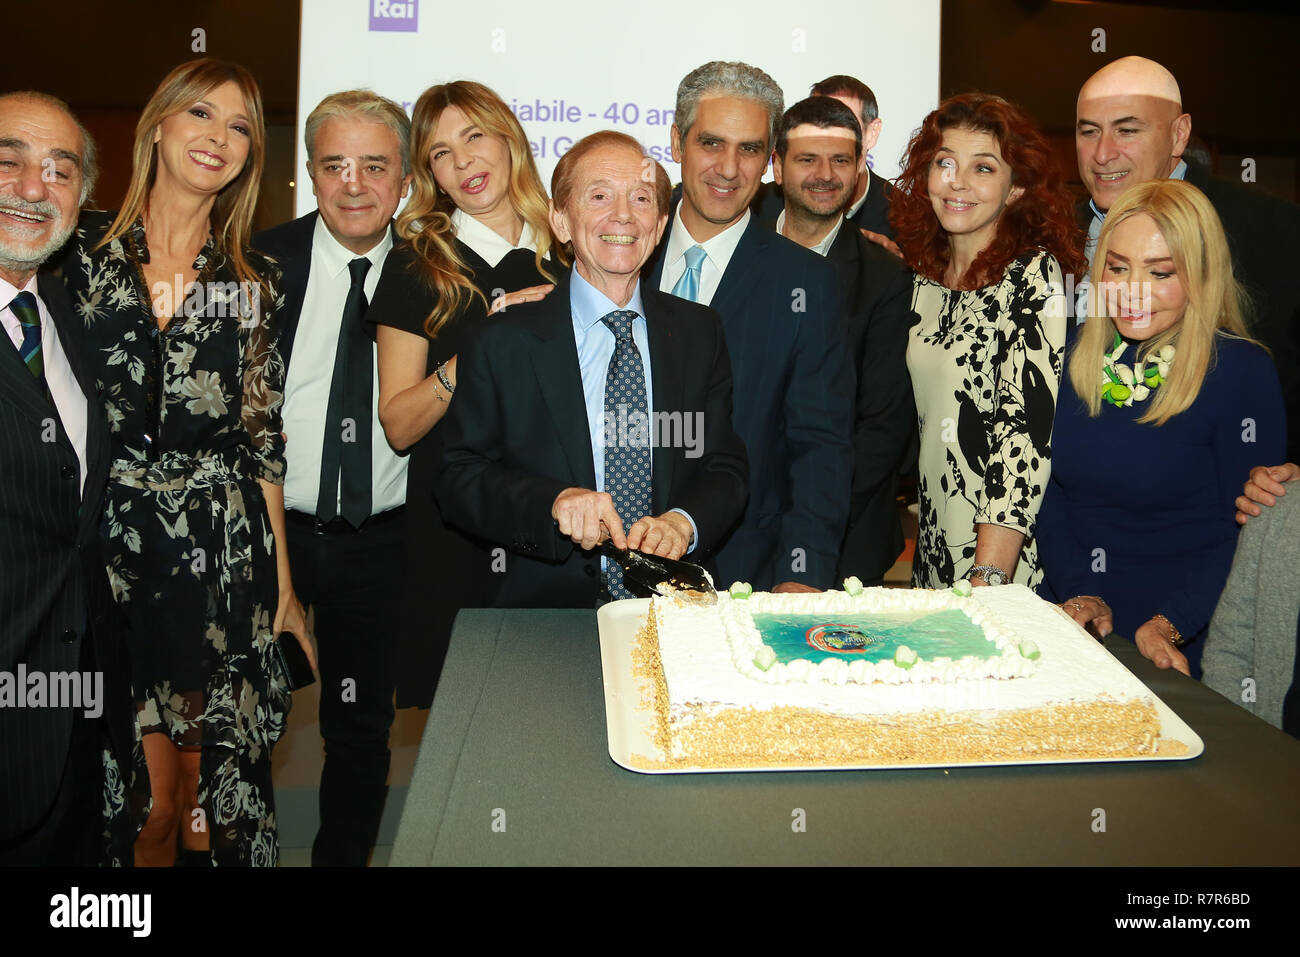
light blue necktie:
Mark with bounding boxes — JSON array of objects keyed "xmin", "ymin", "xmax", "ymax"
[
  {"xmin": 670, "ymin": 245, "xmax": 707, "ymax": 303},
  {"xmin": 601, "ymin": 310, "xmax": 651, "ymax": 601}
]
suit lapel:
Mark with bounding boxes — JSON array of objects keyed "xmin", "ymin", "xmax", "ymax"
[
  {"xmin": 0, "ymin": 335, "xmax": 52, "ymax": 426},
  {"xmin": 644, "ymin": 291, "xmax": 681, "ymax": 514},
  {"xmin": 528, "ymin": 277, "xmax": 597, "ymax": 489},
  {"xmin": 39, "ymin": 273, "xmax": 107, "ymax": 528},
  {"xmin": 269, "ymin": 212, "xmax": 317, "ymax": 365},
  {"xmin": 709, "ymin": 217, "xmax": 763, "ymax": 326}
]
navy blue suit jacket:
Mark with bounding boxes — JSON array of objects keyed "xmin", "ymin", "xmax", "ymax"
[{"xmin": 645, "ymin": 212, "xmax": 854, "ymax": 589}]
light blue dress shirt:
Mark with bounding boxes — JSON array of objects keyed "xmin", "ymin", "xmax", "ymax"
[{"xmin": 568, "ymin": 268, "xmax": 698, "ymax": 552}]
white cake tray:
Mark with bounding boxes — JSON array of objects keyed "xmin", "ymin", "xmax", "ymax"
[{"xmin": 597, "ymin": 598, "xmax": 1204, "ymax": 774}]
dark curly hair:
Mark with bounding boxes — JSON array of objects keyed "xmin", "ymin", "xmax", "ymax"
[{"xmin": 891, "ymin": 93, "xmax": 1085, "ymax": 288}]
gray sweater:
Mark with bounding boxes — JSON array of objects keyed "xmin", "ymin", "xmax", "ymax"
[{"xmin": 1202, "ymin": 486, "xmax": 1300, "ymax": 730}]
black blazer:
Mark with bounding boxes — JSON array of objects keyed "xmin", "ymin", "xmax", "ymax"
[
  {"xmin": 825, "ymin": 223, "xmax": 916, "ymax": 585},
  {"xmin": 0, "ymin": 272, "xmax": 130, "ymax": 844},
  {"xmin": 645, "ymin": 212, "xmax": 854, "ymax": 590},
  {"xmin": 252, "ymin": 211, "xmax": 322, "ymax": 367},
  {"xmin": 847, "ymin": 168, "xmax": 895, "ymax": 238},
  {"xmin": 435, "ymin": 270, "xmax": 749, "ymax": 607}
]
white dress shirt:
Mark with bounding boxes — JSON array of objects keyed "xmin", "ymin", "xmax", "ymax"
[
  {"xmin": 776, "ymin": 209, "xmax": 845, "ymax": 258},
  {"xmin": 282, "ymin": 216, "xmax": 407, "ymax": 515},
  {"xmin": 451, "ymin": 208, "xmax": 537, "ymax": 266},
  {"xmin": 2, "ymin": 275, "xmax": 89, "ymax": 494},
  {"xmin": 658, "ymin": 206, "xmax": 750, "ymax": 306}
]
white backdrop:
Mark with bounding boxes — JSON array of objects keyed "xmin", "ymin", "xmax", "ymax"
[{"xmin": 295, "ymin": 0, "xmax": 940, "ymax": 216}]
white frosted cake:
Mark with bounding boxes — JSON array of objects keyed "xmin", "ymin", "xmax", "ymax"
[{"xmin": 631, "ymin": 583, "xmax": 1182, "ymax": 767}]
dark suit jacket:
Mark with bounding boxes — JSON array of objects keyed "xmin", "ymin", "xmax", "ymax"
[
  {"xmin": 645, "ymin": 212, "xmax": 854, "ymax": 590},
  {"xmin": 849, "ymin": 168, "xmax": 895, "ymax": 237},
  {"xmin": 252, "ymin": 211, "xmax": 323, "ymax": 366},
  {"xmin": 1078, "ymin": 165, "xmax": 1300, "ymax": 459},
  {"xmin": 0, "ymin": 272, "xmax": 130, "ymax": 844},
  {"xmin": 435, "ymin": 270, "xmax": 749, "ymax": 607},
  {"xmin": 824, "ymin": 222, "xmax": 916, "ymax": 585},
  {"xmin": 752, "ymin": 168, "xmax": 895, "ymax": 239}
]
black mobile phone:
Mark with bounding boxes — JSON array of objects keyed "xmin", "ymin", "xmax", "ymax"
[{"xmin": 274, "ymin": 631, "xmax": 316, "ymax": 691}]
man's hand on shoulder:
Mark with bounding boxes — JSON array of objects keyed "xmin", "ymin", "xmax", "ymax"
[
  {"xmin": 1235, "ymin": 462, "xmax": 1300, "ymax": 524},
  {"xmin": 860, "ymin": 227, "xmax": 903, "ymax": 260},
  {"xmin": 552, "ymin": 488, "xmax": 625, "ymax": 551},
  {"xmin": 628, "ymin": 511, "xmax": 693, "ymax": 560}
]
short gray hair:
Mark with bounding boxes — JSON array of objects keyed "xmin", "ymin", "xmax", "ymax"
[
  {"xmin": 305, "ymin": 89, "xmax": 412, "ymax": 176},
  {"xmin": 675, "ymin": 61, "xmax": 784, "ymax": 150},
  {"xmin": 0, "ymin": 90, "xmax": 98, "ymax": 206}
]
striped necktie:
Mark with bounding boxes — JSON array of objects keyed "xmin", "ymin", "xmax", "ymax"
[
  {"xmin": 670, "ymin": 245, "xmax": 707, "ymax": 303},
  {"xmin": 8, "ymin": 291, "xmax": 45, "ymax": 387},
  {"xmin": 601, "ymin": 309, "xmax": 651, "ymax": 601}
]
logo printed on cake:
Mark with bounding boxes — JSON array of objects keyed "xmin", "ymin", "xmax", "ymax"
[
  {"xmin": 804, "ymin": 623, "xmax": 880, "ymax": 654},
  {"xmin": 369, "ymin": 0, "xmax": 418, "ymax": 31}
]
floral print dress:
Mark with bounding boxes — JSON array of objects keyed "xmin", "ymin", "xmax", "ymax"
[
  {"xmin": 65, "ymin": 210, "xmax": 291, "ymax": 866},
  {"xmin": 906, "ymin": 250, "xmax": 1066, "ymax": 588}
]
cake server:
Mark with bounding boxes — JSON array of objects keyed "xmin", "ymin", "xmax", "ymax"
[{"xmin": 602, "ymin": 545, "xmax": 718, "ymax": 605}]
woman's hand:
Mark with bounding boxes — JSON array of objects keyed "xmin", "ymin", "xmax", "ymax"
[
  {"xmin": 274, "ymin": 589, "xmax": 317, "ymax": 673},
  {"xmin": 1135, "ymin": 617, "xmax": 1190, "ymax": 676},
  {"xmin": 1061, "ymin": 594, "xmax": 1113, "ymax": 639},
  {"xmin": 488, "ymin": 283, "xmax": 555, "ymax": 316},
  {"xmin": 1235, "ymin": 462, "xmax": 1300, "ymax": 524}
]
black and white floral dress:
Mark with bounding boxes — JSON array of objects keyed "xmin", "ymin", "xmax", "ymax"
[
  {"xmin": 906, "ymin": 250, "xmax": 1066, "ymax": 588},
  {"xmin": 65, "ymin": 210, "xmax": 291, "ymax": 866}
]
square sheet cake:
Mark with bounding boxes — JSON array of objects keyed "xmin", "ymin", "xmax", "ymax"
[{"xmin": 631, "ymin": 583, "xmax": 1183, "ymax": 768}]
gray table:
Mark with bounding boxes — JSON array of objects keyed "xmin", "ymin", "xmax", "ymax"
[{"xmin": 391, "ymin": 609, "xmax": 1300, "ymax": 865}]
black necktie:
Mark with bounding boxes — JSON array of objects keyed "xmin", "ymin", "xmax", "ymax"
[{"xmin": 317, "ymin": 257, "xmax": 373, "ymax": 527}]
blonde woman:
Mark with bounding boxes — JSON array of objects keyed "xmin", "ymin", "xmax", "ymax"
[
  {"xmin": 365, "ymin": 80, "xmax": 555, "ymax": 707},
  {"xmin": 63, "ymin": 58, "xmax": 311, "ymax": 866},
  {"xmin": 1039, "ymin": 179, "xmax": 1284, "ymax": 679}
]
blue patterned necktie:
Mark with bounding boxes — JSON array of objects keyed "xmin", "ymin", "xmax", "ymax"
[
  {"xmin": 670, "ymin": 245, "xmax": 707, "ymax": 303},
  {"xmin": 8, "ymin": 292, "xmax": 44, "ymax": 387},
  {"xmin": 601, "ymin": 309, "xmax": 651, "ymax": 601}
]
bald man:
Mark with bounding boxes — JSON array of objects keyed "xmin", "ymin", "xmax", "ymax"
[{"xmin": 1076, "ymin": 56, "xmax": 1300, "ymax": 461}]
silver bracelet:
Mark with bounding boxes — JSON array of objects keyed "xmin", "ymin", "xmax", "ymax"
[{"xmin": 435, "ymin": 362, "xmax": 455, "ymax": 397}]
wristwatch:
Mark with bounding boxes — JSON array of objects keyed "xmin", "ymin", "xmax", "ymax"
[{"xmin": 970, "ymin": 564, "xmax": 1009, "ymax": 586}]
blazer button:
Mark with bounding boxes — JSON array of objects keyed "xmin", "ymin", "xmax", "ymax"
[
  {"xmin": 60, "ymin": 628, "xmax": 77, "ymax": 644},
  {"xmin": 583, "ymin": 564, "xmax": 597, "ymax": 578},
  {"xmin": 61, "ymin": 464, "xmax": 76, "ymax": 480}
]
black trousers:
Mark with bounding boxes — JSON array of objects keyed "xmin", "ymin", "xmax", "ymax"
[
  {"xmin": 0, "ymin": 634, "xmax": 103, "ymax": 867},
  {"xmin": 286, "ymin": 509, "xmax": 405, "ymax": 867}
]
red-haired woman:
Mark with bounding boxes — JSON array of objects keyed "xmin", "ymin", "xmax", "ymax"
[{"xmin": 892, "ymin": 93, "xmax": 1085, "ymax": 589}]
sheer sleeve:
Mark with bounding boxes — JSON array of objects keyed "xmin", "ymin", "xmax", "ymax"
[
  {"xmin": 241, "ymin": 257, "xmax": 287, "ymax": 484},
  {"xmin": 975, "ymin": 251, "xmax": 1067, "ymax": 536}
]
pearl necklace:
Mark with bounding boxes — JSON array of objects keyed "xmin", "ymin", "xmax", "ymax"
[{"xmin": 1101, "ymin": 332, "xmax": 1175, "ymax": 407}]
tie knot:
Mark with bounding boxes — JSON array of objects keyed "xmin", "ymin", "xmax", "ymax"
[
  {"xmin": 601, "ymin": 309, "xmax": 638, "ymax": 343},
  {"xmin": 348, "ymin": 257, "xmax": 371, "ymax": 286},
  {"xmin": 8, "ymin": 291, "xmax": 40, "ymax": 329},
  {"xmin": 683, "ymin": 244, "xmax": 707, "ymax": 270}
]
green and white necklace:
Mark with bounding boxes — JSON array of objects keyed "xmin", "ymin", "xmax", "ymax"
[{"xmin": 1101, "ymin": 332, "xmax": 1175, "ymax": 407}]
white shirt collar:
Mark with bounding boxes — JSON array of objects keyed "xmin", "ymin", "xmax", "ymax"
[
  {"xmin": 665, "ymin": 204, "xmax": 750, "ymax": 277},
  {"xmin": 312, "ymin": 213, "xmax": 392, "ymax": 278},
  {"xmin": 846, "ymin": 169, "xmax": 872, "ymax": 219},
  {"xmin": 775, "ymin": 210, "xmax": 844, "ymax": 258},
  {"xmin": 452, "ymin": 207, "xmax": 536, "ymax": 267}
]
